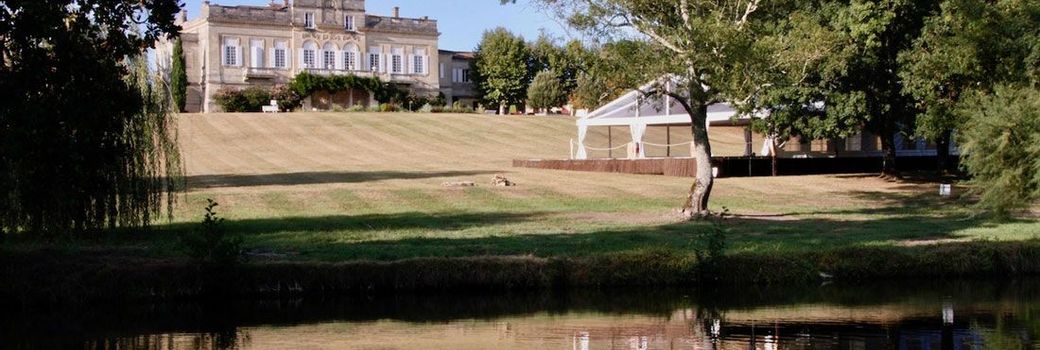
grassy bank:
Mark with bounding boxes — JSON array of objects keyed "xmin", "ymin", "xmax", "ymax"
[
  {"xmin": 2, "ymin": 112, "xmax": 1039, "ymax": 301},
  {"xmin": 5, "ymin": 240, "xmax": 1040, "ymax": 304}
]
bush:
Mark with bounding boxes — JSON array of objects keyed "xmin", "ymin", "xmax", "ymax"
[
  {"xmin": 958, "ymin": 86, "xmax": 1040, "ymax": 217},
  {"xmin": 527, "ymin": 70, "xmax": 568, "ymax": 112},
  {"xmin": 213, "ymin": 86, "xmax": 272, "ymax": 112},
  {"xmin": 431, "ymin": 106, "xmax": 476, "ymax": 114},
  {"xmin": 271, "ymin": 85, "xmax": 302, "ymax": 112},
  {"xmin": 179, "ymin": 199, "xmax": 244, "ymax": 265}
]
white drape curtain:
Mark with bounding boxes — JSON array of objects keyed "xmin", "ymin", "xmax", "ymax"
[
  {"xmin": 760, "ymin": 136, "xmax": 775, "ymax": 156},
  {"xmin": 576, "ymin": 124, "xmax": 589, "ymax": 160},
  {"xmin": 630, "ymin": 123, "xmax": 647, "ymax": 159}
]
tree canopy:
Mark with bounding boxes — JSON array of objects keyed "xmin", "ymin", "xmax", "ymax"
[
  {"xmin": 471, "ymin": 28, "xmax": 534, "ymax": 114},
  {"xmin": 0, "ymin": 0, "xmax": 182, "ymax": 235},
  {"xmin": 171, "ymin": 37, "xmax": 188, "ymax": 113},
  {"xmin": 527, "ymin": 70, "xmax": 569, "ymax": 111}
]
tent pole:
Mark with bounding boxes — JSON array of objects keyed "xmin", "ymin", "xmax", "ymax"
[
  {"xmin": 608, "ymin": 126, "xmax": 613, "ymax": 159},
  {"xmin": 667, "ymin": 125, "xmax": 671, "ymax": 157}
]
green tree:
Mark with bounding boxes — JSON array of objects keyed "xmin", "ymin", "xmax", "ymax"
[
  {"xmin": 171, "ymin": 37, "xmax": 189, "ymax": 113},
  {"xmin": 899, "ymin": 0, "xmax": 1040, "ymax": 173},
  {"xmin": 527, "ymin": 0, "xmax": 791, "ymax": 217},
  {"xmin": 527, "ymin": 70, "xmax": 568, "ymax": 113},
  {"xmin": 754, "ymin": 0, "xmax": 940, "ymax": 176},
  {"xmin": 471, "ymin": 28, "xmax": 533, "ymax": 115},
  {"xmin": 570, "ymin": 41, "xmax": 658, "ymax": 110},
  {"xmin": 0, "ymin": 0, "xmax": 182, "ymax": 235},
  {"xmin": 957, "ymin": 87, "xmax": 1040, "ymax": 217}
]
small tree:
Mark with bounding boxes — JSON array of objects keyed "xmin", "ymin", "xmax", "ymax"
[
  {"xmin": 527, "ymin": 70, "xmax": 568, "ymax": 113},
  {"xmin": 958, "ymin": 87, "xmax": 1040, "ymax": 218},
  {"xmin": 471, "ymin": 28, "xmax": 533, "ymax": 115},
  {"xmin": 170, "ymin": 37, "xmax": 188, "ymax": 112}
]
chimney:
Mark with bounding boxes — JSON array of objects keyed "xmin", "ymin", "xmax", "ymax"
[
  {"xmin": 392, "ymin": 6, "xmax": 400, "ymax": 18},
  {"xmin": 177, "ymin": 10, "xmax": 188, "ymax": 24}
]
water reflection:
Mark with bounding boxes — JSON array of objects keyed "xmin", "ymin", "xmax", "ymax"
[{"xmin": 7, "ymin": 279, "xmax": 1040, "ymax": 349}]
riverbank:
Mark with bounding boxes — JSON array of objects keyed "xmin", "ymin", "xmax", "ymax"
[{"xmin": 5, "ymin": 239, "xmax": 1040, "ymax": 304}]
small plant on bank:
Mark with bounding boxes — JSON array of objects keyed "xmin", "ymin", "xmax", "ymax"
[
  {"xmin": 693, "ymin": 208, "xmax": 729, "ymax": 280},
  {"xmin": 180, "ymin": 199, "xmax": 244, "ymax": 265}
]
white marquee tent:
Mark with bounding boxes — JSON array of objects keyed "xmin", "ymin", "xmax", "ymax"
[{"xmin": 574, "ymin": 77, "xmax": 760, "ymax": 160}]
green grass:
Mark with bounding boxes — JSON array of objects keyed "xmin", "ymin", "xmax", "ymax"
[{"xmin": 2, "ymin": 112, "xmax": 1038, "ymax": 264}]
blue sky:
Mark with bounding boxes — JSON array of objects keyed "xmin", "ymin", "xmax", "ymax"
[{"xmin": 182, "ymin": 0, "xmax": 574, "ymax": 51}]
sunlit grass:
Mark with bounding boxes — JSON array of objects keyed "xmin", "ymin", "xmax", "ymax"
[{"xmin": 8, "ymin": 112, "xmax": 1039, "ymax": 262}]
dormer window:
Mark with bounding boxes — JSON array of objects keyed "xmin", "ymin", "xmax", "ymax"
[
  {"xmin": 344, "ymin": 15, "xmax": 355, "ymax": 31},
  {"xmin": 304, "ymin": 12, "xmax": 316, "ymax": 29}
]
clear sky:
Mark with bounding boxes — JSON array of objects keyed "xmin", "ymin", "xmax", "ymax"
[{"xmin": 182, "ymin": 0, "xmax": 575, "ymax": 51}]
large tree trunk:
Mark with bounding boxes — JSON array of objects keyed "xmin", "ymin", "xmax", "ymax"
[
  {"xmin": 936, "ymin": 130, "xmax": 952, "ymax": 175},
  {"xmin": 880, "ymin": 132, "xmax": 899, "ymax": 177},
  {"xmin": 681, "ymin": 102, "xmax": 713, "ymax": 218}
]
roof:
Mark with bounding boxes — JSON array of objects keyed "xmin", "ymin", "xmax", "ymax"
[
  {"xmin": 579, "ymin": 76, "xmax": 756, "ymax": 127},
  {"xmin": 439, "ymin": 50, "xmax": 475, "ymax": 60},
  {"xmin": 206, "ymin": 4, "xmax": 291, "ymax": 26},
  {"xmin": 365, "ymin": 15, "xmax": 439, "ymax": 35}
]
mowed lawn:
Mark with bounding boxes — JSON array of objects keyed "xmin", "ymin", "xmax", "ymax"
[{"xmin": 74, "ymin": 112, "xmax": 1040, "ymax": 261}]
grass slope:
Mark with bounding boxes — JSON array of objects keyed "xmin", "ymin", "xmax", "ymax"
[{"xmin": 13, "ymin": 112, "xmax": 1040, "ymax": 263}]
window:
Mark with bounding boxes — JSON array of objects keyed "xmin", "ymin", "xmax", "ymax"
[
  {"xmin": 303, "ymin": 42, "xmax": 317, "ymax": 68},
  {"xmin": 273, "ymin": 41, "xmax": 287, "ymax": 68},
  {"xmin": 412, "ymin": 48, "xmax": 427, "ymax": 75},
  {"xmin": 390, "ymin": 48, "xmax": 403, "ymax": 74},
  {"xmin": 344, "ymin": 15, "xmax": 355, "ymax": 31},
  {"xmin": 452, "ymin": 68, "xmax": 470, "ymax": 83},
  {"xmin": 222, "ymin": 38, "xmax": 239, "ymax": 66},
  {"xmin": 343, "ymin": 45, "xmax": 358, "ymax": 70},
  {"xmin": 439, "ymin": 63, "xmax": 445, "ymax": 79},
  {"xmin": 250, "ymin": 39, "xmax": 264, "ymax": 68},
  {"xmin": 368, "ymin": 50, "xmax": 381, "ymax": 72},
  {"xmin": 304, "ymin": 12, "xmax": 315, "ymax": 28},
  {"xmin": 323, "ymin": 43, "xmax": 337, "ymax": 69}
]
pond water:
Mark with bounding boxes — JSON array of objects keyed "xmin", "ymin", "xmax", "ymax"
[{"xmin": 6, "ymin": 279, "xmax": 1040, "ymax": 349}]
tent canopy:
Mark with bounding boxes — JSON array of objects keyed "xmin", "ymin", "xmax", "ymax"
[{"xmin": 578, "ymin": 77, "xmax": 751, "ymax": 128}]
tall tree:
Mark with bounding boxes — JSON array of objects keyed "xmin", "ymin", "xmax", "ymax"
[
  {"xmin": 528, "ymin": 70, "xmax": 568, "ymax": 112},
  {"xmin": 900, "ymin": 0, "xmax": 1040, "ymax": 173},
  {"xmin": 526, "ymin": 0, "xmax": 789, "ymax": 217},
  {"xmin": 752, "ymin": 0, "xmax": 940, "ymax": 177},
  {"xmin": 171, "ymin": 37, "xmax": 188, "ymax": 113},
  {"xmin": 0, "ymin": 0, "xmax": 182, "ymax": 235},
  {"xmin": 471, "ymin": 28, "xmax": 533, "ymax": 115}
]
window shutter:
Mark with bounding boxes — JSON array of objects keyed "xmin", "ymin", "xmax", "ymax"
[
  {"xmin": 423, "ymin": 56, "xmax": 429, "ymax": 75},
  {"xmin": 299, "ymin": 49, "xmax": 305, "ymax": 68},
  {"xmin": 236, "ymin": 46, "xmax": 243, "ymax": 67},
  {"xmin": 407, "ymin": 55, "xmax": 414, "ymax": 74}
]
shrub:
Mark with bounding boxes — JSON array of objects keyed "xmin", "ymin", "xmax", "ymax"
[
  {"xmin": 345, "ymin": 105, "xmax": 367, "ymax": 112},
  {"xmin": 213, "ymin": 86, "xmax": 272, "ymax": 112},
  {"xmin": 419, "ymin": 103, "xmax": 434, "ymax": 113},
  {"xmin": 528, "ymin": 70, "xmax": 568, "ymax": 112},
  {"xmin": 431, "ymin": 106, "xmax": 476, "ymax": 114},
  {"xmin": 958, "ymin": 86, "xmax": 1040, "ymax": 217},
  {"xmin": 241, "ymin": 86, "xmax": 272, "ymax": 111},
  {"xmin": 179, "ymin": 199, "xmax": 244, "ymax": 265},
  {"xmin": 271, "ymin": 85, "xmax": 302, "ymax": 112},
  {"xmin": 378, "ymin": 103, "xmax": 400, "ymax": 112}
]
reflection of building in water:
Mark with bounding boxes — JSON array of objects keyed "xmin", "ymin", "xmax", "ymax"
[
  {"xmin": 710, "ymin": 318, "xmax": 986, "ymax": 349},
  {"xmin": 573, "ymin": 331, "xmax": 589, "ymax": 350}
]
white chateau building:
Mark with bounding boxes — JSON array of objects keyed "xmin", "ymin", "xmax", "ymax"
[{"xmin": 159, "ymin": 0, "xmax": 476, "ymax": 112}]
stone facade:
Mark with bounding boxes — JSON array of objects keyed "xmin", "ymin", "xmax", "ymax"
[
  {"xmin": 437, "ymin": 50, "xmax": 478, "ymax": 109},
  {"xmin": 159, "ymin": 0, "xmax": 474, "ymax": 113}
]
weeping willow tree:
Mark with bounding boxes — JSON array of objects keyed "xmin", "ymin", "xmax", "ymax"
[{"xmin": 0, "ymin": 0, "xmax": 183, "ymax": 236}]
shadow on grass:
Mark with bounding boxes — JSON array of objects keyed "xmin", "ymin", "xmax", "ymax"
[
  {"xmin": 156, "ymin": 211, "xmax": 550, "ymax": 237},
  {"xmin": 151, "ymin": 204, "xmax": 1019, "ymax": 261},
  {"xmin": 186, "ymin": 170, "xmax": 497, "ymax": 189}
]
